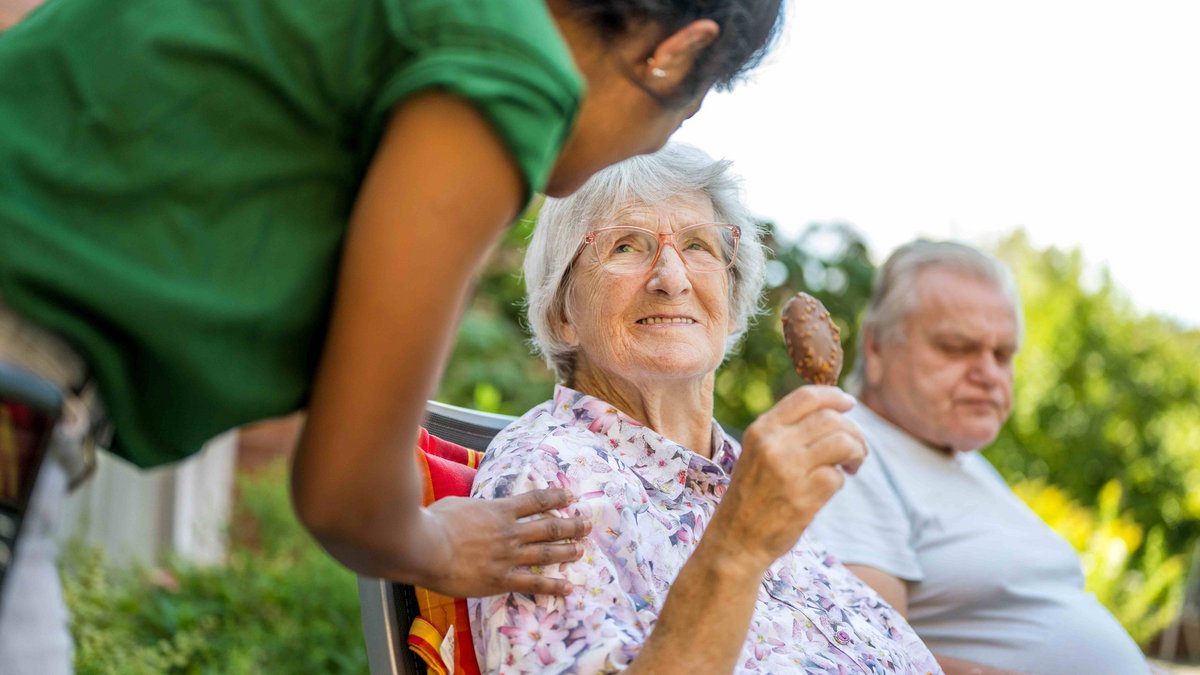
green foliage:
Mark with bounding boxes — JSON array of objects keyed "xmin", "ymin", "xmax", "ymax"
[
  {"xmin": 713, "ymin": 221, "xmax": 874, "ymax": 430},
  {"xmin": 988, "ymin": 230, "xmax": 1200, "ymax": 556},
  {"xmin": 65, "ymin": 545, "xmax": 214, "ymax": 674},
  {"xmin": 436, "ymin": 210, "xmax": 557, "ymax": 415},
  {"xmin": 62, "ymin": 462, "xmax": 368, "ymax": 674},
  {"xmin": 1014, "ymin": 479, "xmax": 1186, "ymax": 645}
]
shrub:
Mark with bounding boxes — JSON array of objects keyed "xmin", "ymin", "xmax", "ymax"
[{"xmin": 62, "ymin": 460, "xmax": 368, "ymax": 674}]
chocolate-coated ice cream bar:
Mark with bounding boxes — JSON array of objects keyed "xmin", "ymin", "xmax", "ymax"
[{"xmin": 781, "ymin": 292, "xmax": 844, "ymax": 386}]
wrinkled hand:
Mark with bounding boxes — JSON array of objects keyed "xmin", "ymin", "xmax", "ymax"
[
  {"xmin": 411, "ymin": 488, "xmax": 591, "ymax": 598},
  {"xmin": 708, "ymin": 386, "xmax": 866, "ymax": 572}
]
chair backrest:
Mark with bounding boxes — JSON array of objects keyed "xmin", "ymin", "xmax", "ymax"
[
  {"xmin": 358, "ymin": 401, "xmax": 515, "ymax": 675},
  {"xmin": 0, "ymin": 363, "xmax": 63, "ymax": 607}
]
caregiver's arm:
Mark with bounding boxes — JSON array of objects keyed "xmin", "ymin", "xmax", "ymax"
[
  {"xmin": 627, "ymin": 387, "xmax": 866, "ymax": 674},
  {"xmin": 292, "ymin": 92, "xmax": 587, "ymax": 597}
]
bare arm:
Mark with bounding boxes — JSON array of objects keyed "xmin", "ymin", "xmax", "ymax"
[
  {"xmin": 0, "ymin": 0, "xmax": 43, "ymax": 30},
  {"xmin": 625, "ymin": 387, "xmax": 866, "ymax": 673},
  {"xmin": 845, "ymin": 563, "xmax": 909, "ymax": 613},
  {"xmin": 844, "ymin": 564, "xmax": 1027, "ymax": 675},
  {"xmin": 291, "ymin": 92, "xmax": 586, "ymax": 596},
  {"xmin": 623, "ymin": 526, "xmax": 763, "ymax": 675}
]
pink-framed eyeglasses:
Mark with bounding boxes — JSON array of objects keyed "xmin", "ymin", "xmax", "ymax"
[{"xmin": 575, "ymin": 223, "xmax": 741, "ymax": 275}]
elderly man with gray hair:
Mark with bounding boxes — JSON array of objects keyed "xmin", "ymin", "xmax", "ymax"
[{"xmin": 806, "ymin": 240, "xmax": 1148, "ymax": 674}]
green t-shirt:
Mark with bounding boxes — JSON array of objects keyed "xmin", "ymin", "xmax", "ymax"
[{"xmin": 0, "ymin": 0, "xmax": 583, "ymax": 467}]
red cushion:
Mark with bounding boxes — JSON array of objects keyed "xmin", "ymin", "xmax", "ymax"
[
  {"xmin": 409, "ymin": 428, "xmax": 483, "ymax": 675},
  {"xmin": 418, "ymin": 428, "xmax": 481, "ymax": 501}
]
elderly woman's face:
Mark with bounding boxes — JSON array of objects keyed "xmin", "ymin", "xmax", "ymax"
[{"xmin": 561, "ymin": 196, "xmax": 735, "ymax": 387}]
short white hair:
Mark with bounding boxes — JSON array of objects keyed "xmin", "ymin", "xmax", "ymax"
[
  {"xmin": 524, "ymin": 143, "xmax": 767, "ymax": 383},
  {"xmin": 849, "ymin": 240, "xmax": 1024, "ymax": 393}
]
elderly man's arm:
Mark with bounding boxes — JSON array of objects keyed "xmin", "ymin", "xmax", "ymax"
[{"xmin": 846, "ymin": 564, "xmax": 1028, "ymax": 675}]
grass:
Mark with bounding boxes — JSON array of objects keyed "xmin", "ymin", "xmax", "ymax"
[{"xmin": 62, "ymin": 460, "xmax": 368, "ymax": 674}]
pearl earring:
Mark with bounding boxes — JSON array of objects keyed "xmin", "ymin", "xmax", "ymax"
[{"xmin": 647, "ymin": 58, "xmax": 667, "ymax": 78}]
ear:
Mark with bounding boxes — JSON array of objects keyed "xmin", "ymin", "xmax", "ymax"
[
  {"xmin": 641, "ymin": 19, "xmax": 720, "ymax": 96},
  {"xmin": 560, "ymin": 318, "xmax": 579, "ymax": 347},
  {"xmin": 863, "ymin": 332, "xmax": 885, "ymax": 388},
  {"xmin": 558, "ymin": 291, "xmax": 580, "ymax": 347}
]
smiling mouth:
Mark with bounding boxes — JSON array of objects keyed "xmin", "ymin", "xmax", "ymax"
[{"xmin": 637, "ymin": 316, "xmax": 696, "ymax": 325}]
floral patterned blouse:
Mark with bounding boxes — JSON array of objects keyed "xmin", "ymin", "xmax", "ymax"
[{"xmin": 469, "ymin": 386, "xmax": 941, "ymax": 674}]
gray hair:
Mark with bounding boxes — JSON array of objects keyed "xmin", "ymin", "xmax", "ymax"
[
  {"xmin": 849, "ymin": 240, "xmax": 1024, "ymax": 394},
  {"xmin": 524, "ymin": 143, "xmax": 767, "ymax": 383}
]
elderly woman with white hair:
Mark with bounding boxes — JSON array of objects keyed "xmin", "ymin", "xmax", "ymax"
[{"xmin": 468, "ymin": 144, "xmax": 942, "ymax": 674}]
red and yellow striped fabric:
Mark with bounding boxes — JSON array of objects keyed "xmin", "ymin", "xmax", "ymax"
[
  {"xmin": 408, "ymin": 427, "xmax": 483, "ymax": 675},
  {"xmin": 0, "ymin": 400, "xmax": 52, "ymax": 503}
]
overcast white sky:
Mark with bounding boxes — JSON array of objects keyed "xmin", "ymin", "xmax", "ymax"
[{"xmin": 674, "ymin": 0, "xmax": 1200, "ymax": 328}]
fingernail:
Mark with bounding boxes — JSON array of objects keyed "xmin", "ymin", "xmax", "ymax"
[
  {"xmin": 563, "ymin": 583, "xmax": 575, "ymax": 595},
  {"xmin": 575, "ymin": 542, "xmax": 585, "ymax": 556}
]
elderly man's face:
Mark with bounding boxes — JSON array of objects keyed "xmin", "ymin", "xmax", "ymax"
[
  {"xmin": 561, "ymin": 196, "xmax": 735, "ymax": 388},
  {"xmin": 864, "ymin": 267, "xmax": 1019, "ymax": 453}
]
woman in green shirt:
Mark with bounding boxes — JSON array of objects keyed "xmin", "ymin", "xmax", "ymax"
[{"xmin": 0, "ymin": 0, "xmax": 783, "ymax": 667}]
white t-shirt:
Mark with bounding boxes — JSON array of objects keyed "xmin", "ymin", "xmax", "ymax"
[{"xmin": 806, "ymin": 404, "xmax": 1148, "ymax": 675}]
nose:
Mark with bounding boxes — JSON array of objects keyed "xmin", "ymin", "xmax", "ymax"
[
  {"xmin": 645, "ymin": 243, "xmax": 692, "ymax": 297},
  {"xmin": 967, "ymin": 351, "xmax": 1005, "ymax": 387}
]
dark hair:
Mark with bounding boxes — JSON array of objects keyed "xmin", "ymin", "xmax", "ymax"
[{"xmin": 563, "ymin": 0, "xmax": 785, "ymax": 102}]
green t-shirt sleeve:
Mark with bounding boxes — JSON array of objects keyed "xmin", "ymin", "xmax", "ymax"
[{"xmin": 367, "ymin": 1, "xmax": 584, "ymax": 199}]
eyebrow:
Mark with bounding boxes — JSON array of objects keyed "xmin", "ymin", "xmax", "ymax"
[
  {"xmin": 930, "ymin": 331, "xmax": 1017, "ymax": 350},
  {"xmin": 929, "ymin": 330, "xmax": 975, "ymax": 342}
]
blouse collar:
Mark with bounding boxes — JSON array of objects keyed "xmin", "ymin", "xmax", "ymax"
[{"xmin": 550, "ymin": 384, "xmax": 738, "ymax": 499}]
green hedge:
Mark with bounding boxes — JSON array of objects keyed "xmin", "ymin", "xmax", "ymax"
[{"xmin": 63, "ymin": 461, "xmax": 368, "ymax": 674}]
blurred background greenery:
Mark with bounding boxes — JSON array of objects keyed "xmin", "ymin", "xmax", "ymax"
[
  {"xmin": 63, "ymin": 462, "xmax": 367, "ymax": 675},
  {"xmin": 63, "ymin": 215, "xmax": 1199, "ymax": 671}
]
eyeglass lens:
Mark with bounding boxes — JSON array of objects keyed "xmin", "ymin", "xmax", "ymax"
[{"xmin": 590, "ymin": 224, "xmax": 737, "ymax": 274}]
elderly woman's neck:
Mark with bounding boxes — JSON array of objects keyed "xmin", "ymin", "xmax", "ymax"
[{"xmin": 570, "ymin": 369, "xmax": 718, "ymax": 458}]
